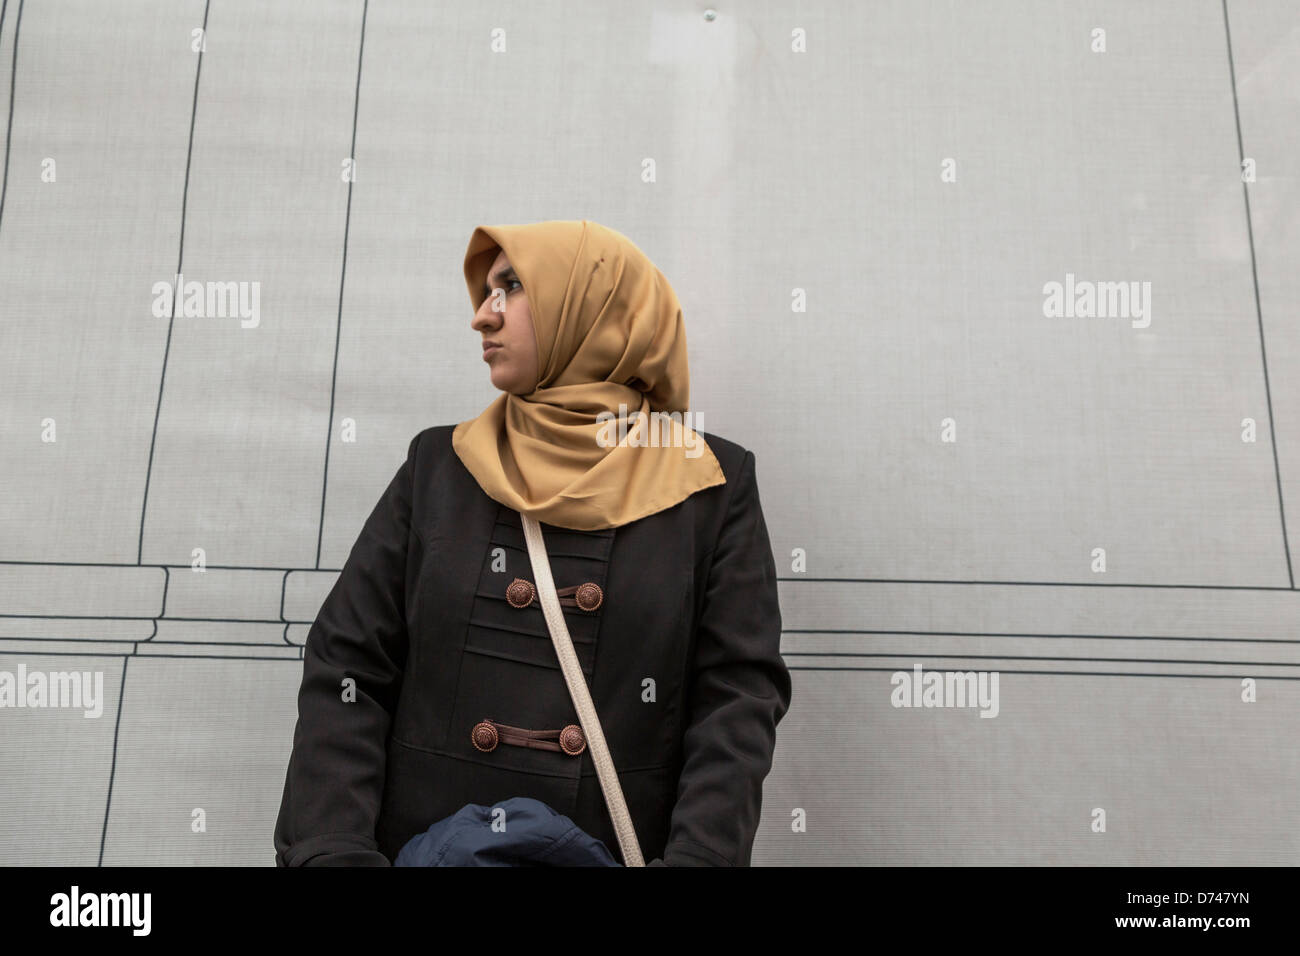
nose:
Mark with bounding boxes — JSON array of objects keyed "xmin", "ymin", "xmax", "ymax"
[{"xmin": 471, "ymin": 299, "xmax": 500, "ymax": 333}]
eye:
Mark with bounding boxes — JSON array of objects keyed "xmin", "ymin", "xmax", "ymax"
[{"xmin": 504, "ymin": 278, "xmax": 522, "ymax": 293}]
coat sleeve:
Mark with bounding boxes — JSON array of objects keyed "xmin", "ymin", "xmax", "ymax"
[
  {"xmin": 272, "ymin": 432, "xmax": 420, "ymax": 866},
  {"xmin": 655, "ymin": 448, "xmax": 793, "ymax": 866}
]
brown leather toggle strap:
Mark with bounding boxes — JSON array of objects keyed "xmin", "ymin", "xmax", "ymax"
[
  {"xmin": 471, "ymin": 718, "xmax": 587, "ymax": 756},
  {"xmin": 505, "ymin": 577, "xmax": 603, "ymax": 611}
]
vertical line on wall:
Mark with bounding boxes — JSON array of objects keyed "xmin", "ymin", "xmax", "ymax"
[
  {"xmin": 97, "ymin": 656, "xmax": 131, "ymax": 866},
  {"xmin": 1221, "ymin": 0, "xmax": 1293, "ymax": 589},
  {"xmin": 0, "ymin": 0, "xmax": 23, "ymax": 235},
  {"xmin": 137, "ymin": 0, "xmax": 212, "ymax": 566},
  {"xmin": 316, "ymin": 0, "xmax": 369, "ymax": 570}
]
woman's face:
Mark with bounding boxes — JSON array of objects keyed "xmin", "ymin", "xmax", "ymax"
[{"xmin": 472, "ymin": 249, "xmax": 539, "ymax": 395}]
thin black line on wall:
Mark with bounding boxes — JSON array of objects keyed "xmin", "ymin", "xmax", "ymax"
[
  {"xmin": 787, "ymin": 667, "xmax": 1300, "ymax": 680},
  {"xmin": 775, "ymin": 576, "xmax": 1297, "ymax": 591},
  {"xmin": 316, "ymin": 0, "xmax": 369, "ymax": 570},
  {"xmin": 782, "ymin": 628, "xmax": 1299, "ymax": 645},
  {"xmin": 1222, "ymin": 0, "xmax": 1294, "ymax": 590},
  {"xmin": 783, "ymin": 652, "xmax": 1298, "ymax": 668},
  {"xmin": 97, "ymin": 656, "xmax": 129, "ymax": 866},
  {"xmin": 0, "ymin": 0, "xmax": 22, "ymax": 235},
  {"xmin": 136, "ymin": 0, "xmax": 212, "ymax": 566}
]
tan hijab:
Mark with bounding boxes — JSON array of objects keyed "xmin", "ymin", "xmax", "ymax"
[{"xmin": 452, "ymin": 219, "xmax": 725, "ymax": 531}]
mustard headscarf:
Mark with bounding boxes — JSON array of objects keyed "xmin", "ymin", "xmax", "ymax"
[{"xmin": 452, "ymin": 219, "xmax": 726, "ymax": 531}]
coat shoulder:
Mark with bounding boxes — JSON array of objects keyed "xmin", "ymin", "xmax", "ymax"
[
  {"xmin": 697, "ymin": 431, "xmax": 752, "ymax": 484},
  {"xmin": 406, "ymin": 424, "xmax": 457, "ymax": 468},
  {"xmin": 414, "ymin": 423, "xmax": 457, "ymax": 450},
  {"xmin": 687, "ymin": 431, "xmax": 758, "ymax": 557}
]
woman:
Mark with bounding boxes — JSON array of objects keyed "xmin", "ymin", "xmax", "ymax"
[{"xmin": 273, "ymin": 219, "xmax": 792, "ymax": 866}]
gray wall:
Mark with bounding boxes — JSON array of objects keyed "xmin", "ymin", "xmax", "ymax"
[{"xmin": 0, "ymin": 0, "xmax": 1296, "ymax": 865}]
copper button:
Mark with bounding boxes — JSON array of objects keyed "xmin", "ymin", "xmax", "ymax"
[
  {"xmin": 470, "ymin": 720, "xmax": 499, "ymax": 752},
  {"xmin": 559, "ymin": 724, "xmax": 586, "ymax": 756},
  {"xmin": 574, "ymin": 582, "xmax": 603, "ymax": 611},
  {"xmin": 506, "ymin": 577, "xmax": 535, "ymax": 608}
]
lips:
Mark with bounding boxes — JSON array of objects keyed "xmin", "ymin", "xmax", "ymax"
[{"xmin": 482, "ymin": 343, "xmax": 503, "ymax": 358}]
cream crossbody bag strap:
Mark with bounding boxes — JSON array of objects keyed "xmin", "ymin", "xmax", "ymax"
[{"xmin": 519, "ymin": 511, "xmax": 645, "ymax": 868}]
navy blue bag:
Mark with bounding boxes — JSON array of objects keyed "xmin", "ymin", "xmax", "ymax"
[{"xmin": 393, "ymin": 796, "xmax": 622, "ymax": 867}]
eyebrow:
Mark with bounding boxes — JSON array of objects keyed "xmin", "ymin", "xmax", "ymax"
[{"xmin": 484, "ymin": 265, "xmax": 519, "ymax": 298}]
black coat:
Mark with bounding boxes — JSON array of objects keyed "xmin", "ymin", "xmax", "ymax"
[{"xmin": 273, "ymin": 423, "xmax": 792, "ymax": 866}]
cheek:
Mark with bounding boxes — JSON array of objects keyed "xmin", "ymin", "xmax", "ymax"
[
  {"xmin": 496, "ymin": 350, "xmax": 523, "ymax": 382},
  {"xmin": 504, "ymin": 307, "xmax": 524, "ymax": 345},
  {"xmin": 518, "ymin": 312, "xmax": 537, "ymax": 364}
]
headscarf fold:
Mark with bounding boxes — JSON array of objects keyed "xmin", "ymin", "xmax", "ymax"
[{"xmin": 452, "ymin": 219, "xmax": 725, "ymax": 531}]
